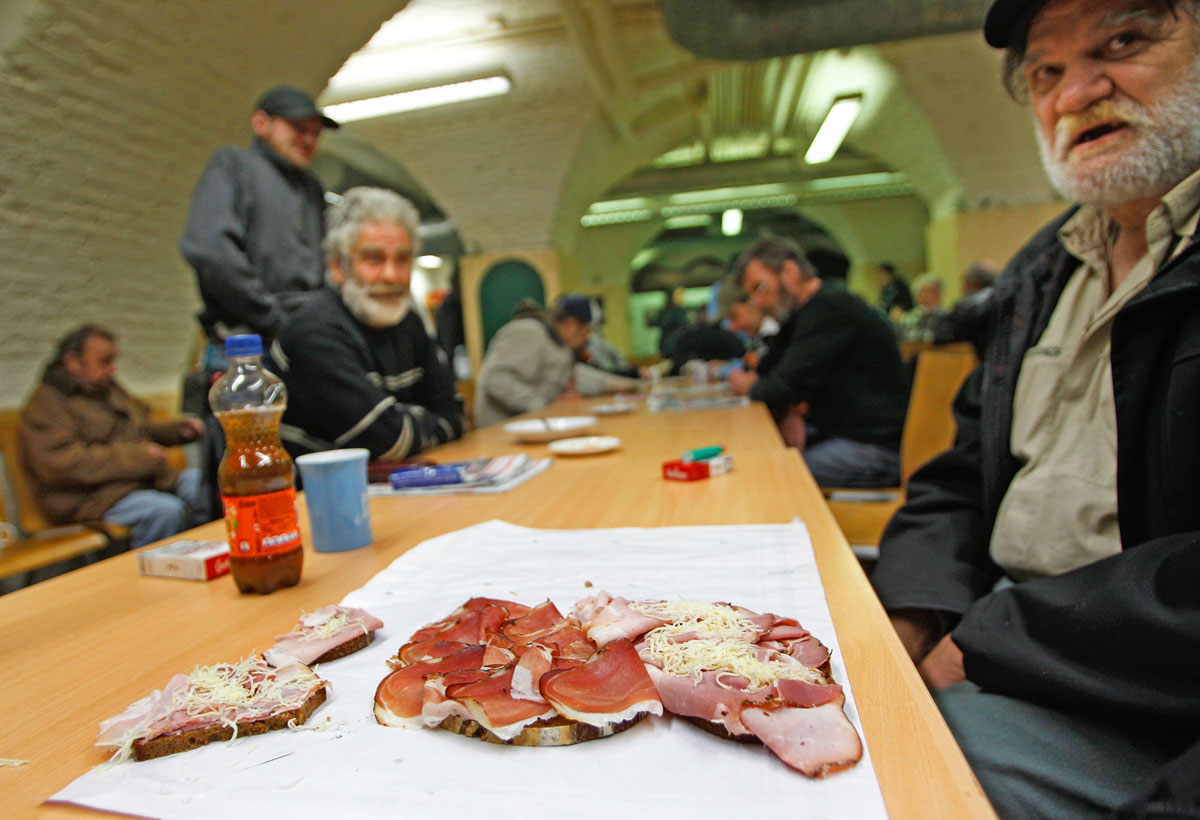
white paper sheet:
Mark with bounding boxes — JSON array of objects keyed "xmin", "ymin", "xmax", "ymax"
[{"xmin": 53, "ymin": 520, "xmax": 889, "ymax": 820}]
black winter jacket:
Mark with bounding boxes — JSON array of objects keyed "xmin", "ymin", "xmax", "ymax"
[{"xmin": 872, "ymin": 208, "xmax": 1200, "ymax": 726}]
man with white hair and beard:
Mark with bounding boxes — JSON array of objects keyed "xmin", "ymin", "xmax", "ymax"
[
  {"xmin": 870, "ymin": 1, "xmax": 1200, "ymax": 817},
  {"xmin": 274, "ymin": 187, "xmax": 463, "ymax": 461}
]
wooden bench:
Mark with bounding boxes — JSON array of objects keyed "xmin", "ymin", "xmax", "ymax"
[
  {"xmin": 824, "ymin": 347, "xmax": 978, "ymax": 562},
  {"xmin": 0, "ymin": 409, "xmax": 136, "ymax": 583}
]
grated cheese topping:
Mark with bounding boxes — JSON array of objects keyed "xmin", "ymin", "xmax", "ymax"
[
  {"xmin": 99, "ymin": 657, "xmax": 325, "ymax": 764},
  {"xmin": 287, "ymin": 607, "xmax": 371, "ymax": 641},
  {"xmin": 632, "ymin": 600, "xmax": 822, "ymax": 690}
]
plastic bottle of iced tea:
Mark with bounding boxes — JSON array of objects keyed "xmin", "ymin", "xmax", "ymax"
[{"xmin": 209, "ymin": 334, "xmax": 303, "ymax": 594}]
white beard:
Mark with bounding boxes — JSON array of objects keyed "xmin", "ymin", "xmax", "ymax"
[
  {"xmin": 1036, "ymin": 56, "xmax": 1200, "ymax": 206},
  {"xmin": 341, "ymin": 276, "xmax": 411, "ymax": 328}
]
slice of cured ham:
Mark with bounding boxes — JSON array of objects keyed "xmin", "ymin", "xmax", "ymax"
[
  {"xmin": 642, "ymin": 664, "xmax": 771, "ymax": 736},
  {"xmin": 540, "ymin": 639, "xmax": 663, "ymax": 727},
  {"xmin": 444, "ymin": 666, "xmax": 557, "ymax": 741},
  {"xmin": 265, "ymin": 606, "xmax": 384, "ymax": 667},
  {"xmin": 374, "ymin": 646, "xmax": 489, "ymax": 728},
  {"xmin": 574, "ymin": 591, "xmax": 670, "ymax": 645},
  {"xmin": 740, "ymin": 699, "xmax": 864, "ymax": 778}
]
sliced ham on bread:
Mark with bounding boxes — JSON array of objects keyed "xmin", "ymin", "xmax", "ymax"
[
  {"xmin": 574, "ymin": 593, "xmax": 863, "ymax": 778},
  {"xmin": 375, "ymin": 598, "xmax": 662, "ymax": 746},
  {"xmin": 96, "ymin": 658, "xmax": 329, "ymax": 762},
  {"xmin": 264, "ymin": 605, "xmax": 384, "ymax": 667}
]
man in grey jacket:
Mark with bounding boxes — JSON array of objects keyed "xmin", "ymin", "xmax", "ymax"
[
  {"xmin": 474, "ymin": 295, "xmax": 635, "ymax": 427},
  {"xmin": 179, "ymin": 85, "xmax": 338, "ymax": 344}
]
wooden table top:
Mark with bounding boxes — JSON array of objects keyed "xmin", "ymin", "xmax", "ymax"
[{"xmin": 0, "ymin": 396, "xmax": 995, "ymax": 819}]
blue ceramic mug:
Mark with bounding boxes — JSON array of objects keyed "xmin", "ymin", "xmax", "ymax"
[{"xmin": 295, "ymin": 449, "xmax": 372, "ymax": 553}]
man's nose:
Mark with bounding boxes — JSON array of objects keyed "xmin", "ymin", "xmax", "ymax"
[
  {"xmin": 381, "ymin": 259, "xmax": 410, "ymax": 284},
  {"xmin": 1056, "ymin": 62, "xmax": 1115, "ymax": 115}
]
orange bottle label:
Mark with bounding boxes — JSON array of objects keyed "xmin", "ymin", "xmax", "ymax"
[{"xmin": 221, "ymin": 488, "xmax": 301, "ymax": 558}]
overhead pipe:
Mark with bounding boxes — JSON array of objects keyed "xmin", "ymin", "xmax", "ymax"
[{"xmin": 658, "ymin": 0, "xmax": 992, "ymax": 61}]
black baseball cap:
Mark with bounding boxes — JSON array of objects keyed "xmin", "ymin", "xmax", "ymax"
[
  {"xmin": 254, "ymin": 85, "xmax": 339, "ymax": 129},
  {"xmin": 984, "ymin": 0, "xmax": 1051, "ymax": 48}
]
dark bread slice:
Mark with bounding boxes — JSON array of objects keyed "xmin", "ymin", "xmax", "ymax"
[
  {"xmin": 312, "ymin": 630, "xmax": 374, "ymax": 664},
  {"xmin": 682, "ymin": 713, "xmax": 762, "ymax": 743},
  {"xmin": 440, "ymin": 711, "xmax": 646, "ymax": 746},
  {"xmin": 131, "ymin": 685, "xmax": 327, "ymax": 761}
]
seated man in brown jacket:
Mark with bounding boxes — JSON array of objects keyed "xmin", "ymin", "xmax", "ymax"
[{"xmin": 20, "ymin": 325, "xmax": 204, "ymax": 548}]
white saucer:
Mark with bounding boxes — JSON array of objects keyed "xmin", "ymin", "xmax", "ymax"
[
  {"xmin": 592, "ymin": 402, "xmax": 636, "ymax": 415},
  {"xmin": 548, "ymin": 435, "xmax": 621, "ymax": 456},
  {"xmin": 503, "ymin": 415, "xmax": 598, "ymax": 443}
]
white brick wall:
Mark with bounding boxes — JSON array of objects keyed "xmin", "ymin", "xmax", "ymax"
[{"xmin": 0, "ymin": 0, "xmax": 402, "ymax": 408}]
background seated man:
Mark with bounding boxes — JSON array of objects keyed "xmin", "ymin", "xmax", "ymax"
[
  {"xmin": 19, "ymin": 324, "xmax": 204, "ymax": 548},
  {"xmin": 729, "ymin": 236, "xmax": 908, "ymax": 487},
  {"xmin": 932, "ymin": 260, "xmax": 999, "ymax": 353},
  {"xmin": 895, "ymin": 272, "xmax": 949, "ymax": 343},
  {"xmin": 275, "ymin": 187, "xmax": 463, "ymax": 461},
  {"xmin": 872, "ymin": 0, "xmax": 1200, "ymax": 817},
  {"xmin": 663, "ymin": 284, "xmax": 748, "ymax": 376},
  {"xmin": 474, "ymin": 294, "xmax": 636, "ymax": 427}
]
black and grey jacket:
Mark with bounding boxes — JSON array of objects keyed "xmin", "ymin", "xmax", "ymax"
[
  {"xmin": 872, "ymin": 207, "xmax": 1200, "ymax": 729},
  {"xmin": 179, "ymin": 138, "xmax": 328, "ymax": 341},
  {"xmin": 275, "ymin": 289, "xmax": 463, "ymax": 460}
]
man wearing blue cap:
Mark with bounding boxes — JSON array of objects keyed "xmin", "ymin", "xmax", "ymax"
[
  {"xmin": 180, "ymin": 85, "xmax": 339, "ymax": 345},
  {"xmin": 474, "ymin": 294, "xmax": 636, "ymax": 427},
  {"xmin": 871, "ymin": 1, "xmax": 1200, "ymax": 817}
]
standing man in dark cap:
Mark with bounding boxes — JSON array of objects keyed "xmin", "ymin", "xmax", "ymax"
[
  {"xmin": 180, "ymin": 85, "xmax": 339, "ymax": 346},
  {"xmin": 178, "ymin": 85, "xmax": 339, "ymax": 518},
  {"xmin": 871, "ymin": 1, "xmax": 1200, "ymax": 817}
]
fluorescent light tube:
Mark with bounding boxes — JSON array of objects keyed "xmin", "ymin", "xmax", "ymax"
[
  {"xmin": 804, "ymin": 95, "xmax": 862, "ymax": 165},
  {"xmin": 324, "ymin": 75, "xmax": 512, "ymax": 122}
]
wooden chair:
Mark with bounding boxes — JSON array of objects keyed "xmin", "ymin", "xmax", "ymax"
[
  {"xmin": 824, "ymin": 347, "xmax": 978, "ymax": 562},
  {"xmin": 0, "ymin": 412, "xmax": 113, "ymax": 582}
]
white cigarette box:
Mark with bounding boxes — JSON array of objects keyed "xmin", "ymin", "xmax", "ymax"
[{"xmin": 137, "ymin": 539, "xmax": 230, "ymax": 581}]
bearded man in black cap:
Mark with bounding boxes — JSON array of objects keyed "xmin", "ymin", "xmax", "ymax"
[
  {"xmin": 180, "ymin": 85, "xmax": 339, "ymax": 346},
  {"xmin": 871, "ymin": 1, "xmax": 1200, "ymax": 817}
]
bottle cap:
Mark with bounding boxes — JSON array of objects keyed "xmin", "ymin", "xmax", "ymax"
[{"xmin": 224, "ymin": 334, "xmax": 262, "ymax": 358}]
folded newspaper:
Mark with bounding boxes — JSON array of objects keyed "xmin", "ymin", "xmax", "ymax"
[{"xmin": 368, "ymin": 454, "xmax": 552, "ymax": 496}]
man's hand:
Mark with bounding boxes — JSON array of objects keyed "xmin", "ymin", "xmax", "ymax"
[
  {"xmin": 727, "ymin": 369, "xmax": 757, "ymax": 395},
  {"xmin": 918, "ymin": 634, "xmax": 966, "ymax": 689},
  {"xmin": 145, "ymin": 442, "xmax": 166, "ymax": 464},
  {"xmin": 889, "ymin": 608, "xmax": 944, "ymax": 665},
  {"xmin": 179, "ymin": 416, "xmax": 205, "ymax": 442}
]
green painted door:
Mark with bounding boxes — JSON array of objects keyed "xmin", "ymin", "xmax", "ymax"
[{"xmin": 479, "ymin": 259, "xmax": 546, "ymax": 351}]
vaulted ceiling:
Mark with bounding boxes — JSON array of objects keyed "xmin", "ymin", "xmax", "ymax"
[{"xmin": 313, "ymin": 0, "xmax": 1057, "ymax": 258}]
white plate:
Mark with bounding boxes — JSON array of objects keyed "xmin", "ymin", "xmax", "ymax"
[
  {"xmin": 503, "ymin": 415, "xmax": 598, "ymax": 443},
  {"xmin": 591, "ymin": 402, "xmax": 636, "ymax": 415},
  {"xmin": 547, "ymin": 435, "xmax": 621, "ymax": 456}
]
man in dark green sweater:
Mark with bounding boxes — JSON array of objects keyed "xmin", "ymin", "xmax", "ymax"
[{"xmin": 728, "ymin": 236, "xmax": 908, "ymax": 487}]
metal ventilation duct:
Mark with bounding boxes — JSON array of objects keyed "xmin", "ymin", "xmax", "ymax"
[{"xmin": 658, "ymin": 0, "xmax": 993, "ymax": 61}]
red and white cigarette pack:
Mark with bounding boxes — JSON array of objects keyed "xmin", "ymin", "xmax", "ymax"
[
  {"xmin": 137, "ymin": 539, "xmax": 231, "ymax": 581},
  {"xmin": 662, "ymin": 455, "xmax": 735, "ymax": 481}
]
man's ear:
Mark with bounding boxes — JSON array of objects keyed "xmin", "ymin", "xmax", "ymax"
[
  {"xmin": 63, "ymin": 351, "xmax": 82, "ymax": 378},
  {"xmin": 328, "ymin": 258, "xmax": 346, "ymax": 287},
  {"xmin": 250, "ymin": 110, "xmax": 272, "ymax": 139}
]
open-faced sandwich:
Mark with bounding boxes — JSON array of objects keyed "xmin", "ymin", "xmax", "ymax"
[
  {"xmin": 96, "ymin": 657, "xmax": 328, "ymax": 762},
  {"xmin": 573, "ymin": 591, "xmax": 863, "ymax": 778},
  {"xmin": 264, "ymin": 605, "xmax": 384, "ymax": 668},
  {"xmin": 374, "ymin": 596, "xmax": 662, "ymax": 745}
]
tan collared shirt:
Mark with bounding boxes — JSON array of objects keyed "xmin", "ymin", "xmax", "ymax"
[{"xmin": 990, "ymin": 168, "xmax": 1200, "ymax": 580}]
